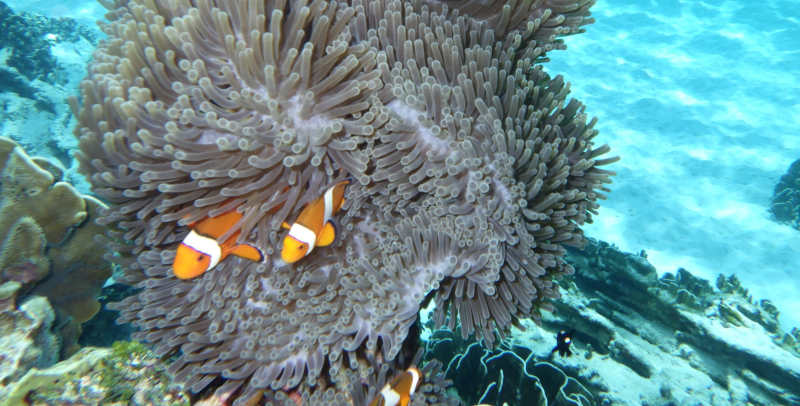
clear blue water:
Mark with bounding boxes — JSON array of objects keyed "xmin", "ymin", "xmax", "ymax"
[{"xmin": 546, "ymin": 0, "xmax": 800, "ymax": 329}]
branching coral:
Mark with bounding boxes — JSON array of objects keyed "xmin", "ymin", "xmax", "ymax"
[{"xmin": 73, "ymin": 0, "xmax": 615, "ymax": 403}]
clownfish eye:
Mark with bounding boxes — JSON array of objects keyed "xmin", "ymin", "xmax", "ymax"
[
  {"xmin": 197, "ymin": 255, "xmax": 204, "ymax": 261},
  {"xmin": 298, "ymin": 244, "xmax": 306, "ymax": 250}
]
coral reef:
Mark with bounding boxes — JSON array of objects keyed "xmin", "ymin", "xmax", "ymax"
[
  {"xmin": 0, "ymin": 0, "xmax": 96, "ymax": 83},
  {"xmin": 73, "ymin": 0, "xmax": 615, "ymax": 403},
  {"xmin": 498, "ymin": 238, "xmax": 800, "ymax": 405},
  {"xmin": 0, "ymin": 2, "xmax": 100, "ymax": 187},
  {"xmin": 416, "ymin": 240, "xmax": 800, "ymax": 405},
  {"xmin": 770, "ymin": 158, "xmax": 800, "ymax": 230},
  {"xmin": 424, "ymin": 328, "xmax": 594, "ymax": 405},
  {"xmin": 0, "ymin": 341, "xmax": 190, "ymax": 406},
  {"xmin": 0, "ymin": 66, "xmax": 54, "ymax": 113},
  {"xmin": 0, "ymin": 136, "xmax": 111, "ymax": 358}
]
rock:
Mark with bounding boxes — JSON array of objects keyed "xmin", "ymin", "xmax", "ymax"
[
  {"xmin": 0, "ymin": 293, "xmax": 59, "ymax": 390},
  {"xmin": 529, "ymin": 239, "xmax": 800, "ymax": 405}
]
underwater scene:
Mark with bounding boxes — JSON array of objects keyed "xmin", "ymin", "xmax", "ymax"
[{"xmin": 0, "ymin": 0, "xmax": 797, "ymax": 405}]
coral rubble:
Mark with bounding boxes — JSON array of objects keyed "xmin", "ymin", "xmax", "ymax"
[
  {"xmin": 73, "ymin": 0, "xmax": 615, "ymax": 403},
  {"xmin": 0, "ymin": 341, "xmax": 190, "ymax": 406}
]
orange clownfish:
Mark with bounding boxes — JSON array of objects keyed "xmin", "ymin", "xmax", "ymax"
[
  {"xmin": 369, "ymin": 366, "xmax": 422, "ymax": 406},
  {"xmin": 281, "ymin": 180, "xmax": 349, "ymax": 263},
  {"xmin": 173, "ymin": 209, "xmax": 264, "ymax": 279}
]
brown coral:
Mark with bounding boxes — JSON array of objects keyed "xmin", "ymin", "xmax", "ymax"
[
  {"xmin": 0, "ymin": 136, "xmax": 111, "ymax": 357},
  {"xmin": 73, "ymin": 0, "xmax": 614, "ymax": 403}
]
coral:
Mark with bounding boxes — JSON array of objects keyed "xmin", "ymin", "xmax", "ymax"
[
  {"xmin": 0, "ymin": 136, "xmax": 85, "ymax": 244},
  {"xmin": 0, "ymin": 1, "xmax": 57, "ymax": 82},
  {"xmin": 0, "ymin": 217, "xmax": 49, "ymax": 286},
  {"xmin": 0, "ymin": 343, "xmax": 189, "ymax": 406},
  {"xmin": 0, "ymin": 280, "xmax": 20, "ymax": 311},
  {"xmin": 0, "ymin": 136, "xmax": 112, "ymax": 358},
  {"xmin": 424, "ymin": 328, "xmax": 594, "ymax": 405},
  {"xmin": 0, "ymin": 347, "xmax": 109, "ymax": 406},
  {"xmin": 73, "ymin": 0, "xmax": 615, "ymax": 403},
  {"xmin": 0, "ymin": 67, "xmax": 55, "ymax": 113},
  {"xmin": 0, "ymin": 1, "xmax": 96, "ymax": 83},
  {"xmin": 29, "ymin": 195, "xmax": 117, "ymax": 356},
  {"xmin": 0, "ymin": 341, "xmax": 190, "ymax": 406},
  {"xmin": 770, "ymin": 158, "xmax": 800, "ymax": 229},
  {"xmin": 0, "ymin": 290, "xmax": 60, "ymax": 392},
  {"xmin": 94, "ymin": 340, "xmax": 190, "ymax": 405}
]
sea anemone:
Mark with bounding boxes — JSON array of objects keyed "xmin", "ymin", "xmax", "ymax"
[{"xmin": 73, "ymin": 0, "xmax": 614, "ymax": 403}]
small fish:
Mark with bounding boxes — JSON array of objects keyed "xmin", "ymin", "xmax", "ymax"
[
  {"xmin": 173, "ymin": 209, "xmax": 264, "ymax": 279},
  {"xmin": 281, "ymin": 180, "xmax": 349, "ymax": 263},
  {"xmin": 551, "ymin": 329, "xmax": 574, "ymax": 357},
  {"xmin": 369, "ymin": 366, "xmax": 421, "ymax": 406}
]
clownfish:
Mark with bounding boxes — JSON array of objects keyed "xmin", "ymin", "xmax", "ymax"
[
  {"xmin": 281, "ymin": 180, "xmax": 349, "ymax": 263},
  {"xmin": 172, "ymin": 209, "xmax": 264, "ymax": 279},
  {"xmin": 369, "ymin": 366, "xmax": 421, "ymax": 406},
  {"xmin": 551, "ymin": 329, "xmax": 575, "ymax": 357}
]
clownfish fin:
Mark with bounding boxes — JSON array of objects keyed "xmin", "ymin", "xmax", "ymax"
[
  {"xmin": 281, "ymin": 221, "xmax": 292, "ymax": 230},
  {"xmin": 229, "ymin": 243, "xmax": 264, "ymax": 262},
  {"xmin": 316, "ymin": 220, "xmax": 337, "ymax": 247}
]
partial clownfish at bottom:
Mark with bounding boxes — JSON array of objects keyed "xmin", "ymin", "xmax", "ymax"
[
  {"xmin": 281, "ymin": 180, "xmax": 349, "ymax": 263},
  {"xmin": 368, "ymin": 367, "xmax": 504, "ymax": 406},
  {"xmin": 369, "ymin": 366, "xmax": 421, "ymax": 406},
  {"xmin": 172, "ymin": 209, "xmax": 264, "ymax": 280}
]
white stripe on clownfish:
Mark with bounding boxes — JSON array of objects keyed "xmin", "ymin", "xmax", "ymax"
[
  {"xmin": 288, "ymin": 223, "xmax": 318, "ymax": 254},
  {"xmin": 369, "ymin": 366, "xmax": 421, "ymax": 406},
  {"xmin": 281, "ymin": 179, "xmax": 349, "ymax": 264},
  {"xmin": 182, "ymin": 229, "xmax": 222, "ymax": 270},
  {"xmin": 323, "ymin": 184, "xmax": 335, "ymax": 224}
]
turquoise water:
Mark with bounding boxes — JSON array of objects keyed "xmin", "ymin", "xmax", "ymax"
[{"xmin": 547, "ymin": 0, "xmax": 800, "ymax": 329}]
